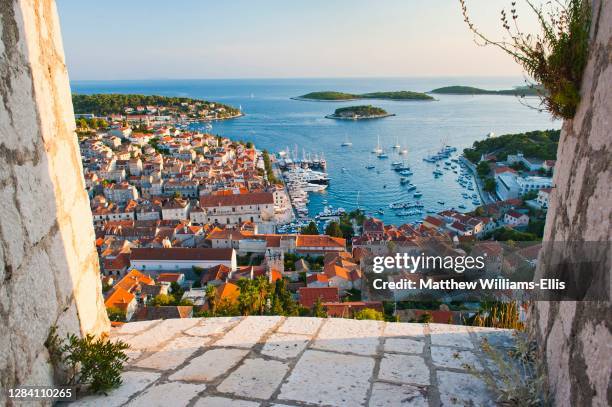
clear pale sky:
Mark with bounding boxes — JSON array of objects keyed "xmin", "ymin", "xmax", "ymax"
[{"xmin": 57, "ymin": 0, "xmax": 544, "ymax": 80}]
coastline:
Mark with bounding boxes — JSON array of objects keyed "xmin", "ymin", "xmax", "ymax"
[
  {"xmin": 325, "ymin": 113, "xmax": 396, "ymax": 120},
  {"xmin": 290, "ymin": 96, "xmax": 360, "ymax": 102},
  {"xmin": 292, "ymin": 96, "xmax": 435, "ymax": 102}
]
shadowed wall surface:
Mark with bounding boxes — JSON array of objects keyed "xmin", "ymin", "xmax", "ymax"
[
  {"xmin": 0, "ymin": 0, "xmax": 109, "ymax": 401},
  {"xmin": 531, "ymin": 0, "xmax": 612, "ymax": 405}
]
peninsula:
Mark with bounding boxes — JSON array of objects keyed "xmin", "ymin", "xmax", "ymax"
[
  {"xmin": 430, "ymin": 85, "xmax": 542, "ymax": 96},
  {"xmin": 72, "ymin": 93, "xmax": 242, "ymax": 122},
  {"xmin": 325, "ymin": 105, "xmax": 394, "ymax": 120},
  {"xmin": 294, "ymin": 90, "xmax": 434, "ymax": 101}
]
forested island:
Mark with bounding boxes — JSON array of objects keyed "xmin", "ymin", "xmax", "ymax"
[
  {"xmin": 430, "ymin": 85, "xmax": 542, "ymax": 96},
  {"xmin": 463, "ymin": 129, "xmax": 560, "ymax": 163},
  {"xmin": 294, "ymin": 90, "xmax": 434, "ymax": 101},
  {"xmin": 326, "ymin": 105, "xmax": 394, "ymax": 120},
  {"xmin": 72, "ymin": 93, "xmax": 242, "ymax": 121}
]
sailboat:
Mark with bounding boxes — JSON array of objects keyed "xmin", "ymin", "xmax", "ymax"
[
  {"xmin": 341, "ymin": 134, "xmax": 352, "ymax": 147},
  {"xmin": 372, "ymin": 135, "xmax": 383, "ymax": 154},
  {"xmin": 392, "ymin": 136, "xmax": 401, "ymax": 149}
]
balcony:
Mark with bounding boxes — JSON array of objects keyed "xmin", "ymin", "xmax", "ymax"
[{"xmin": 73, "ymin": 316, "xmax": 514, "ymax": 406}]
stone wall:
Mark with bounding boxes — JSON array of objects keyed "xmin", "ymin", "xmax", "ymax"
[
  {"xmin": 530, "ymin": 0, "xmax": 611, "ymax": 405},
  {"xmin": 0, "ymin": 0, "xmax": 109, "ymax": 401}
]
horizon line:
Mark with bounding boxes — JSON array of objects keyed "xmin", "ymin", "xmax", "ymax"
[{"xmin": 70, "ymin": 74, "xmax": 531, "ymax": 82}]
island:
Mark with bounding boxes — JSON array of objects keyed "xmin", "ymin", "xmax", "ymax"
[
  {"xmin": 294, "ymin": 90, "xmax": 434, "ymax": 101},
  {"xmin": 430, "ymin": 85, "xmax": 542, "ymax": 96},
  {"xmin": 325, "ymin": 105, "xmax": 394, "ymax": 120},
  {"xmin": 72, "ymin": 93, "xmax": 242, "ymax": 122}
]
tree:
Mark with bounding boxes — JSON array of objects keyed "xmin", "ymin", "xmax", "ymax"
[
  {"xmin": 301, "ymin": 221, "xmax": 319, "ymax": 235},
  {"xmin": 476, "ymin": 161, "xmax": 491, "ymax": 177},
  {"xmin": 205, "ymin": 284, "xmax": 218, "ymax": 316},
  {"xmin": 354, "ymin": 308, "xmax": 384, "ymax": 321},
  {"xmin": 483, "ymin": 177, "xmax": 496, "ymax": 192},
  {"xmin": 151, "ymin": 293, "xmax": 175, "ymax": 306},
  {"xmin": 325, "ymin": 221, "xmax": 343, "ymax": 238},
  {"xmin": 311, "ymin": 297, "xmax": 327, "ymax": 318},
  {"xmin": 106, "ymin": 306, "xmax": 126, "ymax": 322}
]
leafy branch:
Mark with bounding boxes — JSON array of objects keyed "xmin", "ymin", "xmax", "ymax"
[{"xmin": 460, "ymin": 0, "xmax": 591, "ymax": 119}]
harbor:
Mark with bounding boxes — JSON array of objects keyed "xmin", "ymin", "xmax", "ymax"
[
  {"xmin": 275, "ymin": 138, "xmax": 487, "ymax": 232},
  {"xmin": 79, "ymin": 77, "xmax": 558, "ymax": 226}
]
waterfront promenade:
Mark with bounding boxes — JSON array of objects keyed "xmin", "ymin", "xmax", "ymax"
[{"xmin": 459, "ymin": 157, "xmax": 498, "ymax": 206}]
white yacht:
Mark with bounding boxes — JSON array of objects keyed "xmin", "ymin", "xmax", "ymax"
[
  {"xmin": 392, "ymin": 137, "xmax": 401, "ymax": 149},
  {"xmin": 341, "ymin": 134, "xmax": 352, "ymax": 147},
  {"xmin": 372, "ymin": 135, "xmax": 383, "ymax": 154}
]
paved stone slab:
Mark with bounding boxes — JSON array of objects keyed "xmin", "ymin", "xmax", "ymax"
[
  {"xmin": 125, "ymin": 318, "xmax": 201, "ymax": 350},
  {"xmin": 384, "ymin": 322, "xmax": 425, "ymax": 338},
  {"xmin": 277, "ymin": 316, "xmax": 323, "ymax": 335},
  {"xmin": 378, "ymin": 353, "xmax": 430, "ymax": 385},
  {"xmin": 71, "ymin": 371, "xmax": 160, "ymax": 407},
  {"xmin": 429, "ymin": 323, "xmax": 473, "ymax": 349},
  {"xmin": 469, "ymin": 327, "xmax": 516, "ymax": 349},
  {"xmin": 431, "ymin": 346, "xmax": 483, "ymax": 371},
  {"xmin": 384, "ymin": 337, "xmax": 424, "ymax": 354},
  {"xmin": 134, "ymin": 335, "xmax": 209, "ymax": 370},
  {"xmin": 185, "ymin": 317, "xmax": 242, "ymax": 337},
  {"xmin": 437, "ymin": 371, "xmax": 492, "ymax": 406},
  {"xmin": 261, "ymin": 332, "xmax": 310, "ymax": 359},
  {"xmin": 114, "ymin": 320, "xmax": 159, "ymax": 335},
  {"xmin": 194, "ymin": 396, "xmax": 260, "ymax": 407},
  {"xmin": 369, "ymin": 382, "xmax": 428, "ymax": 407},
  {"xmin": 127, "ymin": 381, "xmax": 204, "ymax": 406},
  {"xmin": 278, "ymin": 350, "xmax": 375, "ymax": 406},
  {"xmin": 217, "ymin": 358, "xmax": 289, "ymax": 399},
  {"xmin": 169, "ymin": 348, "xmax": 249, "ymax": 382},
  {"xmin": 311, "ymin": 318, "xmax": 382, "ymax": 356},
  {"xmin": 215, "ymin": 316, "xmax": 281, "ymax": 348}
]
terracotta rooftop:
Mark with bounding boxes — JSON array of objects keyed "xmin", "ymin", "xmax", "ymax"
[{"xmin": 130, "ymin": 248, "xmax": 234, "ymax": 261}]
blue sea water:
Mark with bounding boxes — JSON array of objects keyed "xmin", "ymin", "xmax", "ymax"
[{"xmin": 71, "ymin": 77, "xmax": 560, "ymax": 225}]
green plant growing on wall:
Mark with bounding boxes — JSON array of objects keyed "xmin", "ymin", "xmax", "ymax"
[
  {"xmin": 478, "ymin": 333, "xmax": 550, "ymax": 406},
  {"xmin": 45, "ymin": 327, "xmax": 129, "ymax": 395},
  {"xmin": 460, "ymin": 0, "xmax": 591, "ymax": 119}
]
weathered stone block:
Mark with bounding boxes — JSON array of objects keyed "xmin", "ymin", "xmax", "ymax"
[
  {"xmin": 217, "ymin": 358, "xmax": 289, "ymax": 399},
  {"xmin": 278, "ymin": 350, "xmax": 374, "ymax": 406}
]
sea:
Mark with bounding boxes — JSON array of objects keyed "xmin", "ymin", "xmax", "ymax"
[{"xmin": 71, "ymin": 77, "xmax": 561, "ymax": 225}]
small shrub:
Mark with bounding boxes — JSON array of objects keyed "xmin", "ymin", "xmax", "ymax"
[
  {"xmin": 479, "ymin": 333, "xmax": 550, "ymax": 406},
  {"xmin": 460, "ymin": 0, "xmax": 591, "ymax": 119},
  {"xmin": 353, "ymin": 308, "xmax": 385, "ymax": 321},
  {"xmin": 45, "ymin": 327, "xmax": 129, "ymax": 395},
  {"xmin": 419, "ymin": 312, "xmax": 433, "ymax": 323},
  {"xmin": 472, "ymin": 301, "xmax": 525, "ymax": 330}
]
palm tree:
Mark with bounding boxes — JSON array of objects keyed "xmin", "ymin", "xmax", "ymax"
[{"xmin": 205, "ymin": 284, "xmax": 217, "ymax": 316}]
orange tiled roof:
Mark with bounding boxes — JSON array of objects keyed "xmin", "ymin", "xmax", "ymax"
[
  {"xmin": 296, "ymin": 235, "xmax": 346, "ymax": 248},
  {"xmin": 104, "ymin": 286, "xmax": 135, "ymax": 311},
  {"xmin": 115, "ymin": 269, "xmax": 154, "ymax": 292}
]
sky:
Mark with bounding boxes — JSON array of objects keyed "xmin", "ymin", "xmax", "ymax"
[{"xmin": 57, "ymin": 0, "xmax": 545, "ymax": 80}]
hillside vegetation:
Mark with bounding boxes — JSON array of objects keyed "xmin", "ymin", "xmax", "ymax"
[
  {"xmin": 329, "ymin": 105, "xmax": 390, "ymax": 119},
  {"xmin": 463, "ymin": 129, "xmax": 561, "ymax": 163},
  {"xmin": 430, "ymin": 85, "xmax": 541, "ymax": 96},
  {"xmin": 72, "ymin": 93, "xmax": 240, "ymax": 116},
  {"xmin": 297, "ymin": 90, "xmax": 433, "ymax": 101}
]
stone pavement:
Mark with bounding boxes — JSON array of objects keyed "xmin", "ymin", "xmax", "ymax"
[{"xmin": 72, "ymin": 317, "xmax": 516, "ymax": 406}]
